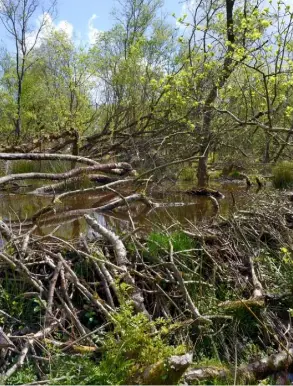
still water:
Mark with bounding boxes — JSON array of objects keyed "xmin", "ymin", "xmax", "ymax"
[{"xmin": 0, "ymin": 180, "xmax": 259, "ymax": 240}]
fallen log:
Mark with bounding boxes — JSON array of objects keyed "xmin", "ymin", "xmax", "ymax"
[
  {"xmin": 137, "ymin": 353, "xmax": 193, "ymax": 385},
  {"xmin": 186, "ymin": 188, "xmax": 225, "ymax": 199},
  {"xmin": 0, "ymin": 163, "xmax": 132, "ymax": 188},
  {"xmin": 32, "ymin": 175, "xmax": 119, "ymax": 194},
  {"xmin": 0, "ymin": 152, "xmax": 102, "ymax": 166},
  {"xmin": 184, "ymin": 348, "xmax": 293, "ymax": 384}
]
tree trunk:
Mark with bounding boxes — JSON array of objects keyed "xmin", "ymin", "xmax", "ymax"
[
  {"xmin": 197, "ymin": 153, "xmax": 209, "ymax": 187},
  {"xmin": 263, "ymin": 134, "xmax": 270, "ymax": 163},
  {"xmin": 71, "ymin": 129, "xmax": 80, "ymax": 169},
  {"xmin": 195, "ymin": 0, "xmax": 235, "ymax": 187}
]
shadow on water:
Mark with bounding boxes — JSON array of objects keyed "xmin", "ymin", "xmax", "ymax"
[{"xmin": 0, "ymin": 180, "xmax": 262, "ymax": 240}]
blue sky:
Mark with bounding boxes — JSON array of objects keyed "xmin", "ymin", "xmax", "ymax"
[
  {"xmin": 0, "ymin": 0, "xmax": 183, "ymax": 50},
  {"xmin": 57, "ymin": 0, "xmax": 182, "ymax": 42}
]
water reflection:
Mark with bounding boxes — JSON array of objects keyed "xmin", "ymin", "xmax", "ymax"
[{"xmin": 0, "ymin": 182, "xmax": 259, "ymax": 240}]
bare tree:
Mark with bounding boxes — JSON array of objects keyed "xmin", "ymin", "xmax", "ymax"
[{"xmin": 0, "ymin": 0, "xmax": 56, "ymax": 137}]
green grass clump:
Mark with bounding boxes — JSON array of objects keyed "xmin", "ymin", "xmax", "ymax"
[
  {"xmin": 10, "ymin": 160, "xmax": 37, "ymax": 174},
  {"xmin": 10, "ymin": 160, "xmax": 71, "ymax": 174},
  {"xmin": 228, "ymin": 170, "xmax": 241, "ymax": 179},
  {"xmin": 147, "ymin": 231, "xmax": 194, "ymax": 258},
  {"xmin": 272, "ymin": 161, "xmax": 293, "ymax": 189}
]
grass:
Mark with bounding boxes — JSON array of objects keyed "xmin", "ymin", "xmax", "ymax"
[
  {"xmin": 179, "ymin": 167, "xmax": 196, "ymax": 181},
  {"xmin": 147, "ymin": 231, "xmax": 195, "ymax": 258},
  {"xmin": 10, "ymin": 159, "xmax": 72, "ymax": 174},
  {"xmin": 272, "ymin": 161, "xmax": 293, "ymax": 189}
]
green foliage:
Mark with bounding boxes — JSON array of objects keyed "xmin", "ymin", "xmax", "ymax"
[
  {"xmin": 48, "ymin": 304, "xmax": 184, "ymax": 385},
  {"xmin": 5, "ymin": 364, "xmax": 37, "ymax": 385},
  {"xmin": 0, "ymin": 278, "xmax": 45, "ymax": 325},
  {"xmin": 272, "ymin": 162, "xmax": 293, "ymax": 189},
  {"xmin": 93, "ymin": 305, "xmax": 183, "ymax": 384},
  {"xmin": 227, "ymin": 170, "xmax": 241, "ymax": 179}
]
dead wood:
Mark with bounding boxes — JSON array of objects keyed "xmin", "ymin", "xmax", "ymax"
[
  {"xmin": 138, "ymin": 353, "xmax": 193, "ymax": 385},
  {"xmin": 186, "ymin": 187, "xmax": 225, "ymax": 199},
  {"xmin": 184, "ymin": 348, "xmax": 293, "ymax": 384},
  {"xmin": 0, "ymin": 152, "xmax": 101, "ymax": 166},
  {"xmin": 0, "ymin": 163, "xmax": 132, "ymax": 188},
  {"xmin": 85, "ymin": 215, "xmax": 151, "ymax": 319}
]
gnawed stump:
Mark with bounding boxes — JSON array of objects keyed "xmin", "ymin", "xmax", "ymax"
[{"xmin": 186, "ymin": 188, "xmax": 225, "ymax": 199}]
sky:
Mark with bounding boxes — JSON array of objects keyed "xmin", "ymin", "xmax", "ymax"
[{"xmin": 0, "ymin": 0, "xmax": 183, "ymax": 50}]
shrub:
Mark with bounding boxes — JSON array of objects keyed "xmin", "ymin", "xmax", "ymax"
[{"xmin": 272, "ymin": 161, "xmax": 293, "ymax": 189}]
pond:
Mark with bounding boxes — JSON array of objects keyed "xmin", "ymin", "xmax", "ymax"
[{"xmin": 0, "ymin": 178, "xmax": 263, "ymax": 240}]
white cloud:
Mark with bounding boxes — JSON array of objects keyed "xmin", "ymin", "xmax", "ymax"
[
  {"xmin": 56, "ymin": 19, "xmax": 74, "ymax": 39},
  {"xmin": 88, "ymin": 14, "xmax": 101, "ymax": 45},
  {"xmin": 26, "ymin": 12, "xmax": 74, "ymax": 49}
]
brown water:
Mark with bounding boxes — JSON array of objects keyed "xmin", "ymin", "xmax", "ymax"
[{"xmin": 0, "ymin": 179, "xmax": 262, "ymax": 240}]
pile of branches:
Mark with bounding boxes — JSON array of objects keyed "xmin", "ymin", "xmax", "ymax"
[
  {"xmin": 0, "ymin": 149, "xmax": 293, "ymax": 383},
  {"xmin": 0, "ymin": 152, "xmax": 136, "ymax": 195},
  {"xmin": 0, "ymin": 187, "xmax": 293, "ymax": 383}
]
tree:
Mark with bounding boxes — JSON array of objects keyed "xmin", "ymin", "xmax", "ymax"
[{"xmin": 0, "ymin": 0, "xmax": 56, "ymax": 137}]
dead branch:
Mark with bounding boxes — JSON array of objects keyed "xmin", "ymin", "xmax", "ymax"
[
  {"xmin": 0, "ymin": 152, "xmax": 101, "ymax": 166},
  {"xmin": 85, "ymin": 215, "xmax": 151, "ymax": 319},
  {"xmin": 0, "ymin": 163, "xmax": 132, "ymax": 188}
]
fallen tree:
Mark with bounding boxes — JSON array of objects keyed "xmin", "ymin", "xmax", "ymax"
[{"xmin": 185, "ymin": 348, "xmax": 293, "ymax": 384}]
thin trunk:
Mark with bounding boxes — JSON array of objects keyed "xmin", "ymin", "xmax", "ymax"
[
  {"xmin": 195, "ymin": 0, "xmax": 235, "ymax": 187},
  {"xmin": 15, "ymin": 76, "xmax": 22, "ymax": 137},
  {"xmin": 71, "ymin": 130, "xmax": 80, "ymax": 169},
  {"xmin": 263, "ymin": 134, "xmax": 270, "ymax": 163}
]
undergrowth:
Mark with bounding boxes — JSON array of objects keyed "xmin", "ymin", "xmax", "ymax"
[{"xmin": 6, "ymin": 303, "xmax": 185, "ymax": 385}]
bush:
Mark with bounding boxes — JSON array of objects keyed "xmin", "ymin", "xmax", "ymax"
[{"xmin": 272, "ymin": 161, "xmax": 293, "ymax": 189}]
